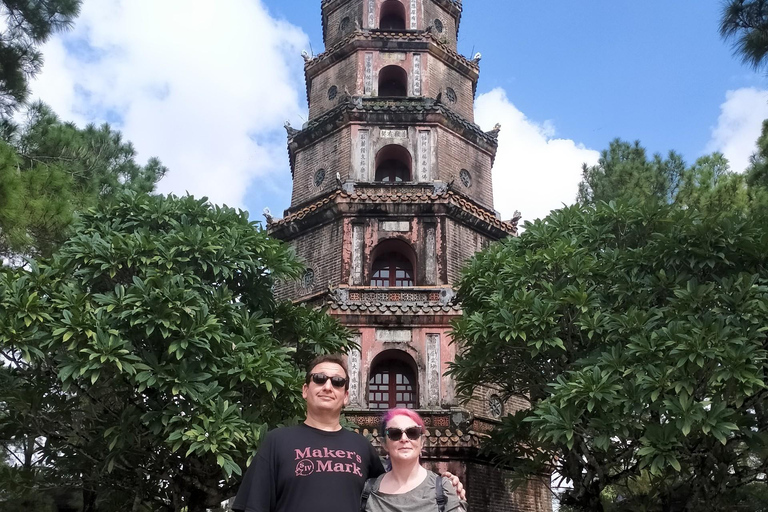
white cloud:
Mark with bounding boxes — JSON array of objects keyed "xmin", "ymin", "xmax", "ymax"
[
  {"xmin": 707, "ymin": 87, "xmax": 768, "ymax": 173},
  {"xmin": 30, "ymin": 0, "xmax": 308, "ymax": 208},
  {"xmin": 475, "ymin": 88, "xmax": 600, "ymax": 224}
]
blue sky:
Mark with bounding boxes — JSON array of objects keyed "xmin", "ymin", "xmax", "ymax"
[{"xmin": 30, "ymin": 0, "xmax": 768, "ymax": 223}]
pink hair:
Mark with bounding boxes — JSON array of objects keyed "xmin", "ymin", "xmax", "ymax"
[{"xmin": 381, "ymin": 408, "xmax": 425, "ymax": 431}]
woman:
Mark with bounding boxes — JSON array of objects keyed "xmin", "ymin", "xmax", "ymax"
[{"xmin": 361, "ymin": 408, "xmax": 467, "ymax": 512}]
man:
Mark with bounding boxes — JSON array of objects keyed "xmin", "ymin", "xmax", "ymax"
[{"xmin": 233, "ymin": 354, "xmax": 464, "ymax": 512}]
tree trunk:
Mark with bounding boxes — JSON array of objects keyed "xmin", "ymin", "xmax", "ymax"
[{"xmin": 561, "ymin": 488, "xmax": 604, "ymax": 512}]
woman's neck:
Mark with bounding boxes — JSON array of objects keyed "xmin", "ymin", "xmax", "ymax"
[{"xmin": 384, "ymin": 460, "xmax": 427, "ymax": 490}]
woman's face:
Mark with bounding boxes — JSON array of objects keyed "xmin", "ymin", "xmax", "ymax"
[{"xmin": 383, "ymin": 414, "xmax": 424, "ymax": 464}]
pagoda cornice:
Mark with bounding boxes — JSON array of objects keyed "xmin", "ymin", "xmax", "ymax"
[
  {"xmin": 287, "ymin": 97, "xmax": 499, "ymax": 175},
  {"xmin": 305, "ymin": 29, "xmax": 479, "ymax": 84},
  {"xmin": 266, "ymin": 184, "xmax": 517, "ymax": 239}
]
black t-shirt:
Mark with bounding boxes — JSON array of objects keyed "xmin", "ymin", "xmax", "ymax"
[{"xmin": 233, "ymin": 424, "xmax": 385, "ymax": 512}]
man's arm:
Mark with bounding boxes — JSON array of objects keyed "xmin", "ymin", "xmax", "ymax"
[{"xmin": 233, "ymin": 437, "xmax": 276, "ymax": 512}]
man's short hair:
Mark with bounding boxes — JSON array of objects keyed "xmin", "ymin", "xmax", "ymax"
[{"xmin": 305, "ymin": 354, "xmax": 349, "ymax": 389}]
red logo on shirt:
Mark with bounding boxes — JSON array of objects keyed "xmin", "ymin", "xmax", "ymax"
[{"xmin": 295, "ymin": 459, "xmax": 315, "ymax": 476}]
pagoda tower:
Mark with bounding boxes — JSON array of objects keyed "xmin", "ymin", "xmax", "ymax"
[{"xmin": 268, "ymin": 1, "xmax": 551, "ymax": 510}]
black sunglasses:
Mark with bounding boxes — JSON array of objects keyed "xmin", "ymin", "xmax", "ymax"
[
  {"xmin": 385, "ymin": 426, "xmax": 423, "ymax": 441},
  {"xmin": 308, "ymin": 373, "xmax": 348, "ymax": 388}
]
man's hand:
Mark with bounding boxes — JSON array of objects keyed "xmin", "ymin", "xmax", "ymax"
[{"xmin": 441, "ymin": 471, "xmax": 466, "ymax": 501}]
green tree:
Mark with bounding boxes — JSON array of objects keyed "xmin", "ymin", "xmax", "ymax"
[
  {"xmin": 0, "ymin": 103, "xmax": 167, "ymax": 260},
  {"xmin": 577, "ymin": 139, "xmax": 752, "ymax": 215},
  {"xmin": 450, "ymin": 202, "xmax": 768, "ymax": 511},
  {"xmin": 577, "ymin": 139, "xmax": 686, "ymax": 206},
  {"xmin": 720, "ymin": 0, "xmax": 768, "ymax": 72},
  {"xmin": 0, "ymin": 0, "xmax": 81, "ymax": 118},
  {"xmin": 0, "ymin": 193, "xmax": 353, "ymax": 511}
]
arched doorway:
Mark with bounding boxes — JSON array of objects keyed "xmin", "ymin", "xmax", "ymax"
[
  {"xmin": 368, "ymin": 350, "xmax": 418, "ymax": 409},
  {"xmin": 378, "ymin": 65, "xmax": 408, "ymax": 97},
  {"xmin": 369, "ymin": 238, "xmax": 416, "ymax": 287},
  {"xmin": 374, "ymin": 144, "xmax": 412, "ymax": 182},
  {"xmin": 380, "ymin": 0, "xmax": 406, "ymax": 30}
]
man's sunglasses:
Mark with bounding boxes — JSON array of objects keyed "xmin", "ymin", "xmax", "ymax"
[
  {"xmin": 384, "ymin": 426, "xmax": 423, "ymax": 441},
  {"xmin": 307, "ymin": 373, "xmax": 348, "ymax": 389}
]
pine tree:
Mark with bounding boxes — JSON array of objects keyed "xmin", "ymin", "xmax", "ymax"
[{"xmin": 0, "ymin": 0, "xmax": 82, "ymax": 118}]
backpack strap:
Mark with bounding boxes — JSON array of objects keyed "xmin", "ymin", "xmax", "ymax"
[
  {"xmin": 360, "ymin": 478, "xmax": 375, "ymax": 512},
  {"xmin": 435, "ymin": 475, "xmax": 447, "ymax": 512}
]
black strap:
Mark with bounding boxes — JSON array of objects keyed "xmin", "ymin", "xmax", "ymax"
[
  {"xmin": 360, "ymin": 478, "xmax": 375, "ymax": 512},
  {"xmin": 435, "ymin": 475, "xmax": 447, "ymax": 512}
]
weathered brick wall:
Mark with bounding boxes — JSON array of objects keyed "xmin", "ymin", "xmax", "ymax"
[
  {"xmin": 291, "ymin": 127, "xmax": 352, "ymax": 206},
  {"xmin": 443, "ymin": 215, "xmax": 494, "ymax": 286},
  {"xmin": 274, "ymin": 219, "xmax": 345, "ymax": 301},
  {"xmin": 308, "ymin": 54, "xmax": 360, "ymax": 119},
  {"xmin": 323, "ymin": 0, "xmax": 364, "ymax": 48},
  {"xmin": 467, "ymin": 464, "xmax": 553, "ymax": 512},
  {"xmin": 423, "ymin": 1, "xmax": 458, "ymax": 51},
  {"xmin": 425, "ymin": 55, "xmax": 474, "ymax": 121},
  {"xmin": 436, "ymin": 128, "xmax": 494, "ymax": 208}
]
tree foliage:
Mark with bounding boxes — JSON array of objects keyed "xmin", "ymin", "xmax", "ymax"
[
  {"xmin": 0, "ymin": 0, "xmax": 81, "ymax": 118},
  {"xmin": 0, "ymin": 103, "xmax": 167, "ymax": 260},
  {"xmin": 577, "ymin": 139, "xmax": 750, "ymax": 214},
  {"xmin": 450, "ymin": 202, "xmax": 768, "ymax": 511},
  {"xmin": 0, "ymin": 193, "xmax": 353, "ymax": 511},
  {"xmin": 720, "ymin": 0, "xmax": 768, "ymax": 72}
]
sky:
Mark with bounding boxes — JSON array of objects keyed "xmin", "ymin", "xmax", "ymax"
[{"xmin": 29, "ymin": 0, "xmax": 768, "ymax": 225}]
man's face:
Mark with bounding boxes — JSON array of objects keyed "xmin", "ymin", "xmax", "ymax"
[{"xmin": 302, "ymin": 362, "xmax": 349, "ymax": 416}]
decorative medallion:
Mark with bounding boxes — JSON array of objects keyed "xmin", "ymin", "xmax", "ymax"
[
  {"xmin": 328, "ymin": 85, "xmax": 338, "ymax": 101},
  {"xmin": 489, "ymin": 394, "xmax": 503, "ymax": 418},
  {"xmin": 302, "ymin": 268, "xmax": 315, "ymax": 289},
  {"xmin": 434, "ymin": 19, "xmax": 444, "ymax": 33},
  {"xmin": 314, "ymin": 169, "xmax": 326, "ymax": 187},
  {"xmin": 460, "ymin": 169, "xmax": 471, "ymax": 188},
  {"xmin": 446, "ymin": 87, "xmax": 457, "ymax": 103},
  {"xmin": 340, "ymin": 17, "xmax": 350, "ymax": 33}
]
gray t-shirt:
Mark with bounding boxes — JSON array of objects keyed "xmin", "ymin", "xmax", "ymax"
[{"xmin": 364, "ymin": 471, "xmax": 467, "ymax": 512}]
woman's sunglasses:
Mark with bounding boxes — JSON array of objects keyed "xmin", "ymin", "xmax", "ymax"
[
  {"xmin": 385, "ymin": 426, "xmax": 423, "ymax": 441},
  {"xmin": 308, "ymin": 372, "xmax": 348, "ymax": 388}
]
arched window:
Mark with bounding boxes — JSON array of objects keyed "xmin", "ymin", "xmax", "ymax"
[
  {"xmin": 378, "ymin": 65, "xmax": 407, "ymax": 97},
  {"xmin": 371, "ymin": 252, "xmax": 414, "ymax": 287},
  {"xmin": 369, "ymin": 238, "xmax": 417, "ymax": 287},
  {"xmin": 380, "ymin": 0, "xmax": 406, "ymax": 30},
  {"xmin": 369, "ymin": 352, "xmax": 418, "ymax": 409},
  {"xmin": 375, "ymin": 144, "xmax": 411, "ymax": 182}
]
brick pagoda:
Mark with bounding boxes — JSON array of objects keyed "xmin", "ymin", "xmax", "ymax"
[{"xmin": 267, "ymin": 1, "xmax": 551, "ymax": 510}]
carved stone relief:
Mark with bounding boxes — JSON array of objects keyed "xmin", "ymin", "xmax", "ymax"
[
  {"xmin": 418, "ymin": 130, "xmax": 431, "ymax": 181},
  {"xmin": 364, "ymin": 53, "xmax": 373, "ymax": 95},
  {"xmin": 351, "ymin": 223, "xmax": 364, "ymax": 285},
  {"xmin": 413, "ymin": 54, "xmax": 422, "ymax": 96},
  {"xmin": 425, "ymin": 224, "xmax": 436, "ymax": 285},
  {"xmin": 348, "ymin": 342, "xmax": 362, "ymax": 406},
  {"xmin": 368, "ymin": 0, "xmax": 375, "ymax": 28},
  {"xmin": 358, "ymin": 129, "xmax": 369, "ymax": 180},
  {"xmin": 426, "ymin": 334, "xmax": 440, "ymax": 406}
]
